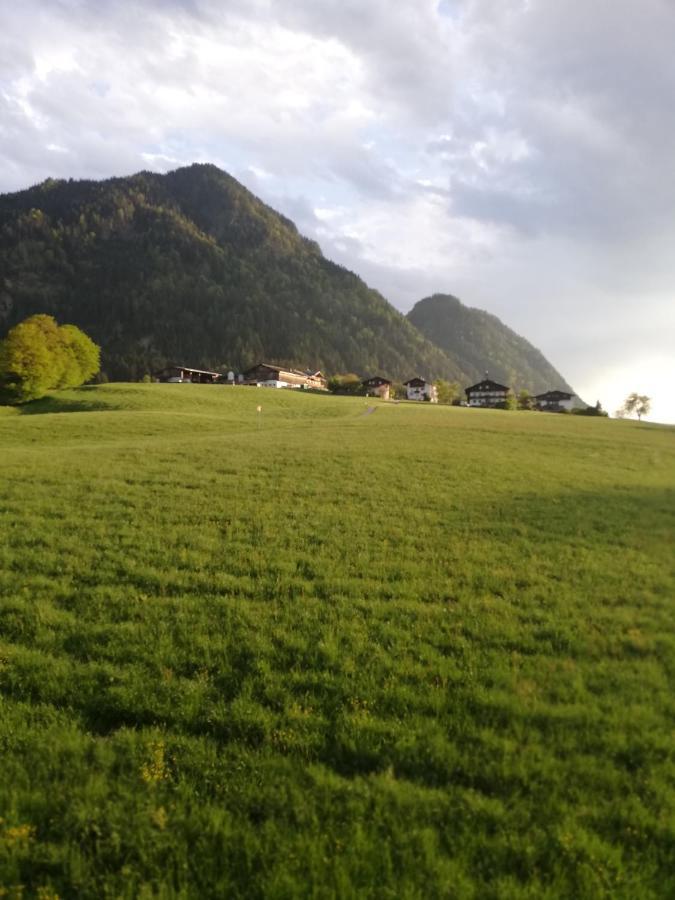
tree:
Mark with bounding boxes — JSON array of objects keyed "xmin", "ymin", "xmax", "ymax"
[
  {"xmin": 500, "ymin": 390, "xmax": 517, "ymax": 410},
  {"xmin": 58, "ymin": 324, "xmax": 100, "ymax": 388},
  {"xmin": 618, "ymin": 392, "xmax": 651, "ymax": 421},
  {"xmin": 327, "ymin": 373, "xmax": 362, "ymax": 395},
  {"xmin": 517, "ymin": 389, "xmax": 533, "ymax": 410},
  {"xmin": 434, "ymin": 379, "xmax": 461, "ymax": 405},
  {"xmin": 0, "ymin": 315, "xmax": 100, "ymax": 404}
]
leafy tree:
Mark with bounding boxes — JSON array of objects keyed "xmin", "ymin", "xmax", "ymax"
[
  {"xmin": 327, "ymin": 373, "xmax": 363, "ymax": 394},
  {"xmin": 0, "ymin": 315, "xmax": 100, "ymax": 404},
  {"xmin": 434, "ymin": 379, "xmax": 461, "ymax": 405},
  {"xmin": 0, "ymin": 315, "xmax": 63, "ymax": 403},
  {"xmin": 58, "ymin": 324, "xmax": 100, "ymax": 388},
  {"xmin": 517, "ymin": 389, "xmax": 533, "ymax": 410},
  {"xmin": 618, "ymin": 392, "xmax": 651, "ymax": 421},
  {"xmin": 504, "ymin": 390, "xmax": 518, "ymax": 410}
]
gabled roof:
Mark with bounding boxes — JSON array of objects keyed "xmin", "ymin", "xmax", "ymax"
[
  {"xmin": 244, "ymin": 362, "xmax": 324, "ymax": 380},
  {"xmin": 465, "ymin": 379, "xmax": 510, "ymax": 393},
  {"xmin": 534, "ymin": 390, "xmax": 573, "ymax": 401},
  {"xmin": 404, "ymin": 377, "xmax": 429, "ymax": 387},
  {"xmin": 362, "ymin": 376, "xmax": 392, "ymax": 386},
  {"xmin": 158, "ymin": 364, "xmax": 222, "ymax": 377}
]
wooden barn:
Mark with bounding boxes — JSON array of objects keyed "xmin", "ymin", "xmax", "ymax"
[
  {"xmin": 242, "ymin": 363, "xmax": 327, "ymax": 390},
  {"xmin": 154, "ymin": 365, "xmax": 222, "ymax": 384}
]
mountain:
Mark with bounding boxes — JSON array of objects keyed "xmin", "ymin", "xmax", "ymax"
[
  {"xmin": 0, "ymin": 165, "xmax": 573, "ymax": 393},
  {"xmin": 407, "ymin": 294, "xmax": 574, "ymax": 394},
  {"xmin": 0, "ymin": 165, "xmax": 467, "ymax": 382}
]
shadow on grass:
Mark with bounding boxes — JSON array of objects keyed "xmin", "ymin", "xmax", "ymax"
[{"xmin": 16, "ymin": 387, "xmax": 113, "ymax": 415}]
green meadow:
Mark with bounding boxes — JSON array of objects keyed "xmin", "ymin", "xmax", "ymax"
[{"xmin": 0, "ymin": 384, "xmax": 673, "ymax": 899}]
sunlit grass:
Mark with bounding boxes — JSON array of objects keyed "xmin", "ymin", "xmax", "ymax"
[{"xmin": 1, "ymin": 385, "xmax": 673, "ymax": 898}]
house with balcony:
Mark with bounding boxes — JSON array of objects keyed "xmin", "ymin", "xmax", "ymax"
[
  {"xmin": 404, "ymin": 377, "xmax": 438, "ymax": 402},
  {"xmin": 465, "ymin": 376, "xmax": 511, "ymax": 408}
]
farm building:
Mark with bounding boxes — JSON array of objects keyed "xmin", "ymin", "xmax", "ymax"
[
  {"xmin": 362, "ymin": 376, "xmax": 392, "ymax": 400},
  {"xmin": 242, "ymin": 363, "xmax": 328, "ymax": 390},
  {"xmin": 404, "ymin": 377, "xmax": 438, "ymax": 402},
  {"xmin": 465, "ymin": 376, "xmax": 511, "ymax": 408},
  {"xmin": 535, "ymin": 390, "xmax": 576, "ymax": 411},
  {"xmin": 154, "ymin": 365, "xmax": 222, "ymax": 384}
]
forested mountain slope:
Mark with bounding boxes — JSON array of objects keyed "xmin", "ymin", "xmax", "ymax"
[
  {"xmin": 407, "ymin": 293, "xmax": 574, "ymax": 394},
  {"xmin": 0, "ymin": 165, "xmax": 467, "ymax": 382}
]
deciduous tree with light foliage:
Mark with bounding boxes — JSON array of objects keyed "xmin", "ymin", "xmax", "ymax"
[
  {"xmin": 617, "ymin": 392, "xmax": 651, "ymax": 421},
  {"xmin": 0, "ymin": 314, "xmax": 100, "ymax": 404},
  {"xmin": 434, "ymin": 379, "xmax": 461, "ymax": 405}
]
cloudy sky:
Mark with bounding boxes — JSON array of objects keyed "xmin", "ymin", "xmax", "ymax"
[{"xmin": 2, "ymin": 0, "xmax": 674, "ymax": 421}]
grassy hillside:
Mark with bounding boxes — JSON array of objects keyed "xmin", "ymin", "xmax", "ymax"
[
  {"xmin": 0, "ymin": 165, "xmax": 466, "ymax": 383},
  {"xmin": 407, "ymin": 294, "xmax": 574, "ymax": 395},
  {"xmin": 1, "ymin": 385, "xmax": 673, "ymax": 898}
]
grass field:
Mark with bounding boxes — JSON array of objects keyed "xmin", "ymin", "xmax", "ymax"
[{"xmin": 0, "ymin": 384, "xmax": 673, "ymax": 898}]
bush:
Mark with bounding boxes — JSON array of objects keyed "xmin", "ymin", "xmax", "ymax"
[
  {"xmin": 327, "ymin": 374, "xmax": 363, "ymax": 395},
  {"xmin": 0, "ymin": 315, "xmax": 100, "ymax": 404}
]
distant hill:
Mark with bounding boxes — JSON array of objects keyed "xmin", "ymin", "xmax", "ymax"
[
  {"xmin": 0, "ymin": 165, "xmax": 466, "ymax": 382},
  {"xmin": 407, "ymin": 294, "xmax": 574, "ymax": 394}
]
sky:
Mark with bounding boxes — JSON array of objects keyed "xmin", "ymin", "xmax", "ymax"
[{"xmin": 1, "ymin": 0, "xmax": 673, "ymax": 422}]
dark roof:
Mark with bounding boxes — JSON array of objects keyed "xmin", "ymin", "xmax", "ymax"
[
  {"xmin": 157, "ymin": 365, "xmax": 222, "ymax": 377},
  {"xmin": 404, "ymin": 377, "xmax": 429, "ymax": 387},
  {"xmin": 465, "ymin": 379, "xmax": 510, "ymax": 394},
  {"xmin": 362, "ymin": 376, "xmax": 392, "ymax": 386},
  {"xmin": 244, "ymin": 362, "xmax": 324, "ymax": 380},
  {"xmin": 534, "ymin": 390, "xmax": 573, "ymax": 401}
]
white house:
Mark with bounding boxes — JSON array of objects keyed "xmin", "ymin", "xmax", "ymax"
[{"xmin": 404, "ymin": 377, "xmax": 438, "ymax": 402}]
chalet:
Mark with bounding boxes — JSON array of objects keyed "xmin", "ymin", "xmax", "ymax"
[
  {"xmin": 404, "ymin": 377, "xmax": 438, "ymax": 403},
  {"xmin": 362, "ymin": 376, "xmax": 392, "ymax": 400},
  {"xmin": 242, "ymin": 363, "xmax": 328, "ymax": 391},
  {"xmin": 154, "ymin": 365, "xmax": 222, "ymax": 384},
  {"xmin": 465, "ymin": 376, "xmax": 510, "ymax": 408},
  {"xmin": 534, "ymin": 390, "xmax": 575, "ymax": 412}
]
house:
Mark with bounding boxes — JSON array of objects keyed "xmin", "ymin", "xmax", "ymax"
[
  {"xmin": 154, "ymin": 365, "xmax": 222, "ymax": 384},
  {"xmin": 465, "ymin": 376, "xmax": 510, "ymax": 407},
  {"xmin": 404, "ymin": 377, "xmax": 438, "ymax": 403},
  {"xmin": 305, "ymin": 370, "xmax": 328, "ymax": 391},
  {"xmin": 534, "ymin": 390, "xmax": 575, "ymax": 411},
  {"xmin": 362, "ymin": 376, "xmax": 392, "ymax": 400},
  {"xmin": 242, "ymin": 362, "xmax": 327, "ymax": 390}
]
